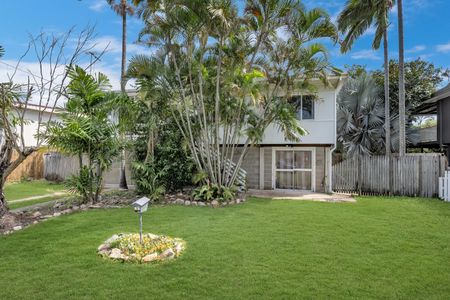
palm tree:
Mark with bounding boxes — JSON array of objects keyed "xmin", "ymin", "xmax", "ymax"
[
  {"xmin": 338, "ymin": 0, "xmax": 395, "ymax": 155},
  {"xmin": 397, "ymin": 0, "xmax": 406, "ymax": 155},
  {"xmin": 337, "ymin": 75, "xmax": 385, "ymax": 156},
  {"xmin": 107, "ymin": 0, "xmax": 135, "ymax": 189}
]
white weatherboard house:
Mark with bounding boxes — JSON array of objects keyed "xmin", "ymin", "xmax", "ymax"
[{"xmin": 236, "ymin": 77, "xmax": 344, "ymax": 193}]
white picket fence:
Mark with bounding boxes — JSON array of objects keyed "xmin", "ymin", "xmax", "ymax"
[{"xmin": 439, "ymin": 171, "xmax": 450, "ymax": 202}]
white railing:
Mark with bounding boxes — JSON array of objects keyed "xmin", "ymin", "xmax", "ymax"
[{"xmin": 439, "ymin": 171, "xmax": 450, "ymax": 202}]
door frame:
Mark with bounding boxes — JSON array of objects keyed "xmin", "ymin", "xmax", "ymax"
[{"xmin": 271, "ymin": 147, "xmax": 316, "ymax": 191}]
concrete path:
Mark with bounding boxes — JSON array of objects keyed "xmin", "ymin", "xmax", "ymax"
[
  {"xmin": 247, "ymin": 189, "xmax": 356, "ymax": 203},
  {"xmin": 8, "ymin": 192, "xmax": 68, "ymax": 204}
]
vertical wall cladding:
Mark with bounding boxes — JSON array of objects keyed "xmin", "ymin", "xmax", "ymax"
[
  {"xmin": 315, "ymin": 147, "xmax": 326, "ymax": 193},
  {"xmin": 263, "ymin": 147, "xmax": 273, "ymax": 189},
  {"xmin": 233, "ymin": 146, "xmax": 260, "ymax": 189}
]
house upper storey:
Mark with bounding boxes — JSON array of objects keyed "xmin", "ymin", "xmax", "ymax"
[{"xmin": 255, "ymin": 76, "xmax": 345, "ymax": 146}]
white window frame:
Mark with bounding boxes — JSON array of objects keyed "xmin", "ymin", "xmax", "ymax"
[
  {"xmin": 290, "ymin": 95, "xmax": 315, "ymax": 121},
  {"xmin": 271, "ymin": 147, "xmax": 316, "ymax": 191}
]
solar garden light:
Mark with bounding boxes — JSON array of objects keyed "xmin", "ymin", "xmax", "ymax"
[{"xmin": 131, "ymin": 197, "xmax": 150, "ymax": 244}]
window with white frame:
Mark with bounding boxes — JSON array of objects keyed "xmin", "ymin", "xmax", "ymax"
[{"xmin": 289, "ymin": 95, "xmax": 315, "ymax": 120}]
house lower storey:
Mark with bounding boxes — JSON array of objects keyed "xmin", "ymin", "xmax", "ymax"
[{"xmin": 235, "ymin": 145, "xmax": 333, "ymax": 193}]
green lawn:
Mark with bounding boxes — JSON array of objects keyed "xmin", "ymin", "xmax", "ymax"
[
  {"xmin": 1, "ymin": 197, "xmax": 449, "ymax": 299},
  {"xmin": 4, "ymin": 180, "xmax": 66, "ymax": 201}
]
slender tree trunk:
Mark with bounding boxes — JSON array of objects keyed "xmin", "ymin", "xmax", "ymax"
[
  {"xmin": 397, "ymin": 0, "xmax": 406, "ymax": 156},
  {"xmin": 119, "ymin": 3, "xmax": 128, "ymax": 189},
  {"xmin": 383, "ymin": 30, "xmax": 391, "ymax": 156},
  {"xmin": 0, "ymin": 137, "xmax": 12, "ymax": 217}
]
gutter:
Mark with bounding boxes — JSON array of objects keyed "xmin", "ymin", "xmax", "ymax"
[{"xmin": 328, "ymin": 76, "xmax": 344, "ymax": 193}]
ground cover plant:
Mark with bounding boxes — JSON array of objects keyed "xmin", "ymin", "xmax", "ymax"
[{"xmin": 0, "ymin": 196, "xmax": 449, "ymax": 299}]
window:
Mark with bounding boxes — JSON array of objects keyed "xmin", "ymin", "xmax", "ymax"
[{"xmin": 289, "ymin": 95, "xmax": 315, "ymax": 120}]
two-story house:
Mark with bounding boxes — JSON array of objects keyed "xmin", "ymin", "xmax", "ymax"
[{"xmin": 235, "ymin": 77, "xmax": 344, "ymax": 193}]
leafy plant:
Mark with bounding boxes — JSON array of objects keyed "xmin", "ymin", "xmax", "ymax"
[
  {"xmin": 132, "ymin": 161, "xmax": 165, "ymax": 201},
  {"xmin": 192, "ymin": 184, "xmax": 236, "ymax": 202}
]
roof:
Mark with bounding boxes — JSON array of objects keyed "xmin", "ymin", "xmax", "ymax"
[
  {"xmin": 423, "ymin": 83, "xmax": 450, "ymax": 104},
  {"xmin": 414, "ymin": 83, "xmax": 450, "ymax": 114}
]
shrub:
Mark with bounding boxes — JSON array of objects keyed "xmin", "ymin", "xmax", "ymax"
[{"xmin": 192, "ymin": 184, "xmax": 236, "ymax": 202}]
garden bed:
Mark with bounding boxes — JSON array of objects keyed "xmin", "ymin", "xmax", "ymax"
[{"xmin": 98, "ymin": 233, "xmax": 185, "ymax": 263}]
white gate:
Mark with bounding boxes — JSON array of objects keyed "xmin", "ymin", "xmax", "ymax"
[{"xmin": 439, "ymin": 171, "xmax": 450, "ymax": 202}]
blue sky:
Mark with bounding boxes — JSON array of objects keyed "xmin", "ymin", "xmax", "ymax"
[{"xmin": 1, "ymin": 0, "xmax": 450, "ymax": 89}]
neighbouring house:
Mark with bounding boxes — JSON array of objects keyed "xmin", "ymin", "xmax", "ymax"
[
  {"xmin": 235, "ymin": 77, "xmax": 345, "ymax": 193},
  {"xmin": 415, "ymin": 83, "xmax": 450, "ymax": 165},
  {"xmin": 15, "ymin": 103, "xmax": 63, "ymax": 147}
]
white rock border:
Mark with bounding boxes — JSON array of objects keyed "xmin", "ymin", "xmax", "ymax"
[
  {"xmin": 162, "ymin": 197, "xmax": 246, "ymax": 207},
  {"xmin": 98, "ymin": 233, "xmax": 185, "ymax": 263}
]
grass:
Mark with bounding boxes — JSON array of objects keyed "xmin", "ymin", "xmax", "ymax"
[
  {"xmin": 0, "ymin": 197, "xmax": 449, "ymax": 299},
  {"xmin": 4, "ymin": 180, "xmax": 66, "ymax": 201}
]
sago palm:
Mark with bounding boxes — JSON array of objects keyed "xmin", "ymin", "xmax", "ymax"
[{"xmin": 338, "ymin": 0, "xmax": 395, "ymax": 155}]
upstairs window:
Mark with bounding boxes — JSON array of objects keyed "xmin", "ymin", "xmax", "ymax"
[{"xmin": 289, "ymin": 95, "xmax": 315, "ymax": 120}]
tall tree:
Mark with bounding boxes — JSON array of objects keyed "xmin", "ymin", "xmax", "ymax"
[
  {"xmin": 338, "ymin": 0, "xmax": 395, "ymax": 155},
  {"xmin": 130, "ymin": 0, "xmax": 339, "ymax": 193},
  {"xmin": 107, "ymin": 0, "xmax": 135, "ymax": 189},
  {"xmin": 0, "ymin": 27, "xmax": 103, "ymax": 216},
  {"xmin": 45, "ymin": 66, "xmax": 120, "ymax": 203},
  {"xmin": 397, "ymin": 0, "xmax": 406, "ymax": 155}
]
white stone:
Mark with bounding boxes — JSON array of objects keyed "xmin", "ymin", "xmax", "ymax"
[
  {"xmin": 198, "ymin": 202, "xmax": 206, "ymax": 206},
  {"xmin": 160, "ymin": 248, "xmax": 175, "ymax": 259},
  {"xmin": 192, "ymin": 201, "xmax": 198, "ymax": 206},
  {"xmin": 109, "ymin": 248, "xmax": 123, "ymax": 259},
  {"xmin": 105, "ymin": 234, "xmax": 120, "ymax": 244},
  {"xmin": 32, "ymin": 211, "xmax": 42, "ymax": 218},
  {"xmin": 175, "ymin": 243, "xmax": 183, "ymax": 254},
  {"xmin": 211, "ymin": 200, "xmax": 219, "ymax": 207},
  {"xmin": 142, "ymin": 252, "xmax": 158, "ymax": 263},
  {"xmin": 184, "ymin": 200, "xmax": 191, "ymax": 206},
  {"xmin": 146, "ymin": 233, "xmax": 159, "ymax": 239},
  {"xmin": 175, "ymin": 199, "xmax": 185, "ymax": 205},
  {"xmin": 53, "ymin": 212, "xmax": 61, "ymax": 217},
  {"xmin": 97, "ymin": 244, "xmax": 108, "ymax": 251},
  {"xmin": 236, "ymin": 199, "xmax": 241, "ymax": 204},
  {"xmin": 13, "ymin": 226, "xmax": 22, "ymax": 231}
]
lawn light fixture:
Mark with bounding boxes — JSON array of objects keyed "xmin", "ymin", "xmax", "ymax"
[{"xmin": 132, "ymin": 197, "xmax": 150, "ymax": 244}]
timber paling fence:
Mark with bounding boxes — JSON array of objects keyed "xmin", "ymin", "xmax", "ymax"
[
  {"xmin": 332, "ymin": 154, "xmax": 448, "ymax": 198},
  {"xmin": 43, "ymin": 152, "xmax": 132, "ymax": 186}
]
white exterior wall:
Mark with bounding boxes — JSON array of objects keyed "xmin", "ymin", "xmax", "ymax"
[
  {"xmin": 260, "ymin": 88, "xmax": 337, "ymax": 145},
  {"xmin": 16, "ymin": 109, "xmax": 61, "ymax": 147}
]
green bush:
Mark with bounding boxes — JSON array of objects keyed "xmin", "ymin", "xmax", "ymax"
[{"xmin": 192, "ymin": 184, "xmax": 236, "ymax": 202}]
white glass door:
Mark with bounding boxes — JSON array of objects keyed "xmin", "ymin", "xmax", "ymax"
[{"xmin": 274, "ymin": 149, "xmax": 314, "ymax": 190}]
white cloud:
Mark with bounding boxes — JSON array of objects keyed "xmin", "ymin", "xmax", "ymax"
[
  {"xmin": 406, "ymin": 45, "xmax": 426, "ymax": 54},
  {"xmin": 89, "ymin": 0, "xmax": 107, "ymax": 12},
  {"xmin": 437, "ymin": 42, "xmax": 450, "ymax": 53},
  {"xmin": 88, "ymin": 36, "xmax": 149, "ymax": 56},
  {"xmin": 350, "ymin": 49, "xmax": 381, "ymax": 60}
]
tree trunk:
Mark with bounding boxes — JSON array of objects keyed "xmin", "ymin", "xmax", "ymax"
[
  {"xmin": 383, "ymin": 30, "xmax": 391, "ymax": 156},
  {"xmin": 119, "ymin": 3, "xmax": 128, "ymax": 189},
  {"xmin": 397, "ymin": 0, "xmax": 406, "ymax": 156},
  {"xmin": 0, "ymin": 183, "xmax": 8, "ymax": 217},
  {"xmin": 0, "ymin": 137, "xmax": 12, "ymax": 217}
]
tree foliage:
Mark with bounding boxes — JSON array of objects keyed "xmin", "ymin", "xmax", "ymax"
[
  {"xmin": 129, "ymin": 0, "xmax": 339, "ymax": 193},
  {"xmin": 44, "ymin": 66, "xmax": 121, "ymax": 203},
  {"xmin": 372, "ymin": 59, "xmax": 450, "ymax": 112}
]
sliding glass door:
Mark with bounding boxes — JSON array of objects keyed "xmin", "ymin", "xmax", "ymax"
[{"xmin": 274, "ymin": 149, "xmax": 314, "ymax": 190}]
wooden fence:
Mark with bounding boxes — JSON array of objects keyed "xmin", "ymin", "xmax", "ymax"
[
  {"xmin": 7, "ymin": 151, "xmax": 44, "ymax": 182},
  {"xmin": 43, "ymin": 152, "xmax": 134, "ymax": 186},
  {"xmin": 332, "ymin": 154, "xmax": 448, "ymax": 197}
]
